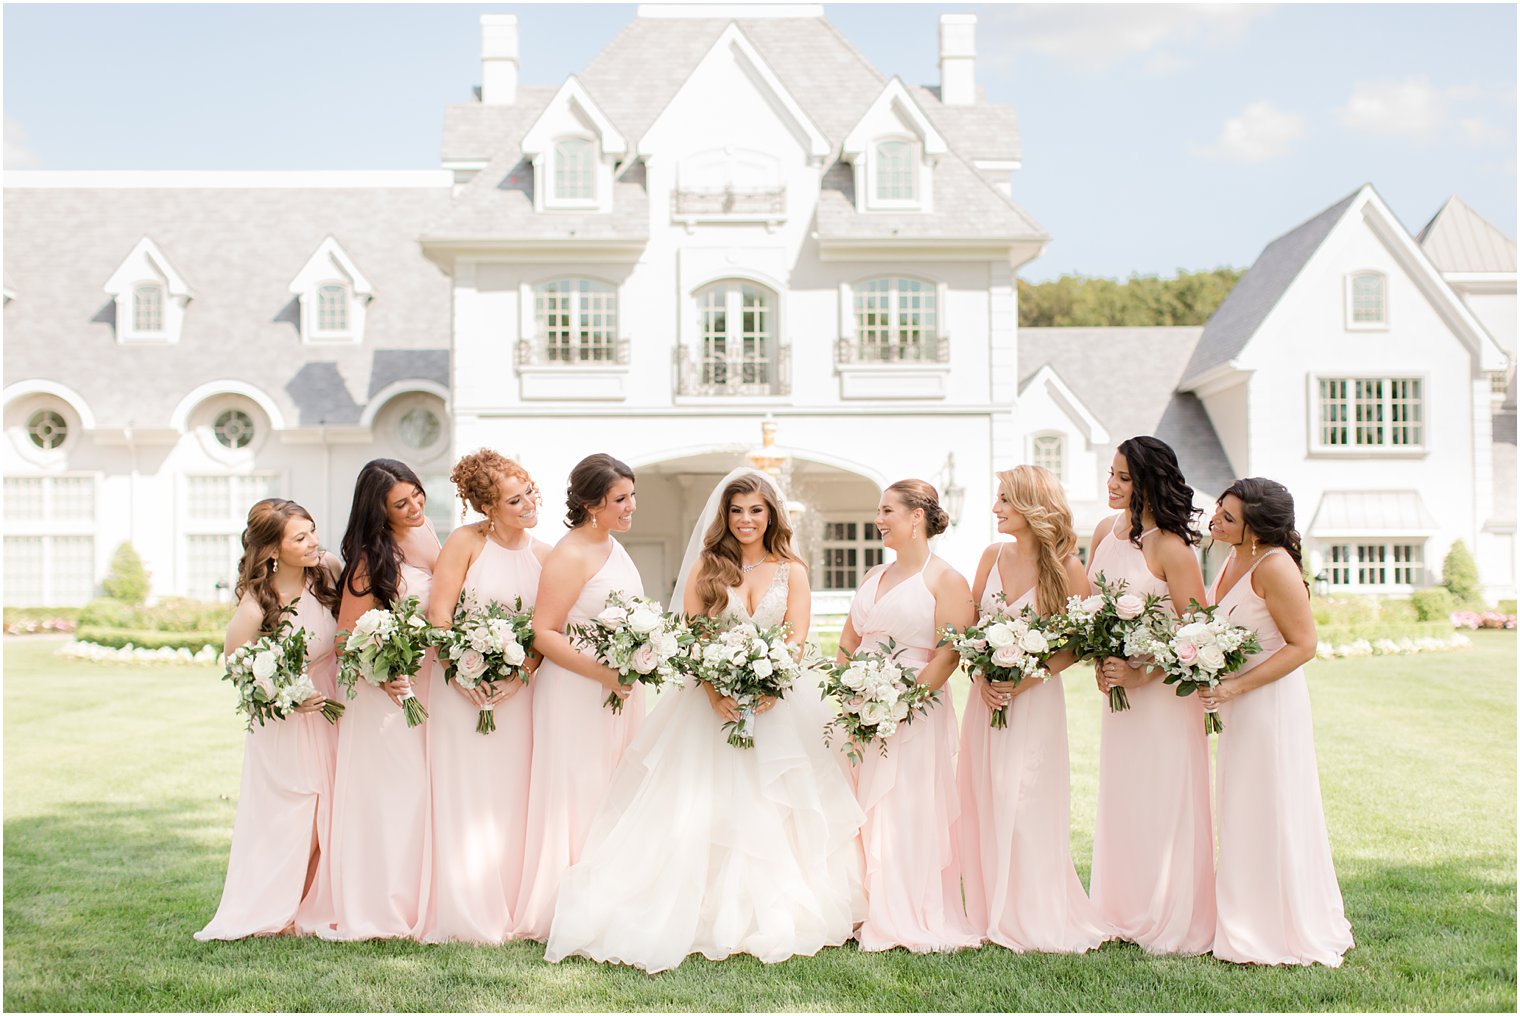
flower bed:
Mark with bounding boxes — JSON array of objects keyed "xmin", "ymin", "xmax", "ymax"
[
  {"xmin": 4, "ymin": 617, "xmax": 78, "ymax": 636},
  {"xmin": 57, "ymin": 641, "xmax": 222, "ymax": 666},
  {"xmin": 1451, "ymin": 611, "xmax": 1517, "ymax": 630},
  {"xmin": 1315, "ymin": 633, "xmax": 1472, "ymax": 660}
]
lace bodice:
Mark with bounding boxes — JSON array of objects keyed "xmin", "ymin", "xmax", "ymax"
[{"xmin": 720, "ymin": 562, "xmax": 791, "ymax": 629}]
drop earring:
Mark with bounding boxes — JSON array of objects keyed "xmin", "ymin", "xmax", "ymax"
[
  {"xmin": 271, "ymin": 558, "xmax": 279, "ymax": 574},
  {"xmin": 592, "ymin": 514, "xmax": 598, "ymax": 529},
  {"xmin": 1250, "ymin": 535, "xmax": 1258, "ymax": 557}
]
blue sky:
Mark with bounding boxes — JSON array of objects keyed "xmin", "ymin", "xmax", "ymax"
[{"xmin": 4, "ymin": 2, "xmax": 1515, "ymax": 281}]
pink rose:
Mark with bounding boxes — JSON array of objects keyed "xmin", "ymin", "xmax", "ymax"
[
  {"xmin": 1115, "ymin": 594, "xmax": 1145, "ymax": 620},
  {"xmin": 1175, "ymin": 640, "xmax": 1199, "ymax": 666},
  {"xmin": 254, "ymin": 674, "xmax": 276, "ymax": 699},
  {"xmin": 629, "ymin": 642, "xmax": 660, "ymax": 675},
  {"xmin": 457, "ymin": 648, "xmax": 487, "ymax": 680},
  {"xmin": 990, "ymin": 644, "xmax": 1022, "ymax": 668}
]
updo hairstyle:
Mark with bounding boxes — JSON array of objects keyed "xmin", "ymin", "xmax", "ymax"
[
  {"xmin": 884, "ymin": 479, "xmax": 950, "ymax": 537},
  {"xmin": 450, "ymin": 449, "xmax": 534, "ymax": 519},
  {"xmin": 564, "ymin": 453, "xmax": 635, "ymax": 529}
]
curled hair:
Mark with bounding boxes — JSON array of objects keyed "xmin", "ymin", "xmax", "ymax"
[
  {"xmin": 450, "ymin": 449, "xmax": 534, "ymax": 518},
  {"xmin": 997, "ymin": 465, "xmax": 1076, "ymax": 617},
  {"xmin": 235, "ymin": 499, "xmax": 340, "ymax": 633},
  {"xmin": 1116, "ymin": 436, "xmax": 1202, "ymax": 547},
  {"xmin": 884, "ymin": 479, "xmax": 950, "ymax": 537},
  {"xmin": 338, "ymin": 458, "xmax": 426, "ymax": 607},
  {"xmin": 564, "ymin": 453, "xmax": 635, "ymax": 529},
  {"xmin": 692, "ymin": 473, "xmax": 803, "ymax": 616},
  {"xmin": 1219, "ymin": 477, "xmax": 1307, "ymax": 588}
]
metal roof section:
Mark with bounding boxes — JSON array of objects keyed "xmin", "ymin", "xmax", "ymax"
[
  {"xmin": 1417, "ymin": 194, "xmax": 1518, "ymax": 275},
  {"xmin": 1308, "ymin": 490, "xmax": 1441, "ymax": 537}
]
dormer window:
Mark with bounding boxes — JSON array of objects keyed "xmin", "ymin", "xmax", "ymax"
[
  {"xmin": 104, "ymin": 238, "xmax": 192, "ymax": 344},
  {"xmin": 873, "ymin": 140, "xmax": 917, "ymax": 203},
  {"xmin": 841, "ymin": 78, "xmax": 946, "ymax": 214},
  {"xmin": 552, "ymin": 138, "xmax": 595, "ymax": 203},
  {"xmin": 1347, "ymin": 271, "xmax": 1387, "ymax": 329},
  {"xmin": 133, "ymin": 283, "xmax": 164, "ymax": 334},
  {"xmin": 289, "ymin": 238, "xmax": 371, "ymax": 343},
  {"xmin": 316, "ymin": 283, "xmax": 350, "ymax": 334}
]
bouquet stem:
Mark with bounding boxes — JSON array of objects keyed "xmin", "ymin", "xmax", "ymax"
[
  {"xmin": 989, "ymin": 705, "xmax": 1008, "ymax": 729},
  {"xmin": 1203, "ymin": 709, "xmax": 1224, "ymax": 735},
  {"xmin": 1107, "ymin": 686, "xmax": 1130, "ymax": 713},
  {"xmin": 320, "ymin": 698, "xmax": 346, "ymax": 724},
  {"xmin": 399, "ymin": 692, "xmax": 428, "ymax": 727},
  {"xmin": 604, "ymin": 689, "xmax": 626, "ymax": 713},
  {"xmin": 476, "ymin": 703, "xmax": 496, "ymax": 735}
]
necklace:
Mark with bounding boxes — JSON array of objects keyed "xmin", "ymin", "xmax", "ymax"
[{"xmin": 741, "ymin": 559, "xmax": 767, "ymax": 573}]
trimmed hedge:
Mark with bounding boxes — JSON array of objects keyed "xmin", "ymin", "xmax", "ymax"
[
  {"xmin": 74, "ymin": 627, "xmax": 224, "ymax": 652},
  {"xmin": 3, "ymin": 607, "xmax": 83, "ymax": 625},
  {"xmin": 1318, "ymin": 620, "xmax": 1454, "ymax": 646},
  {"xmin": 78, "ymin": 597, "xmax": 234, "ymax": 633}
]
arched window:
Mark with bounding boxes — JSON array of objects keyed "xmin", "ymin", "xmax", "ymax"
[
  {"xmin": 316, "ymin": 283, "xmax": 349, "ymax": 333},
  {"xmin": 853, "ymin": 277, "xmax": 938, "ymax": 361},
  {"xmin": 692, "ymin": 281, "xmax": 777, "ymax": 395},
  {"xmin": 133, "ymin": 283, "xmax": 164, "ymax": 333},
  {"xmin": 534, "ymin": 279, "xmax": 618, "ymax": 362},
  {"xmin": 1349, "ymin": 271, "xmax": 1386, "ymax": 326},
  {"xmin": 553, "ymin": 138, "xmax": 594, "ymax": 201},
  {"xmin": 1031, "ymin": 433, "xmax": 1065, "ymax": 480},
  {"xmin": 874, "ymin": 139, "xmax": 916, "ymax": 202},
  {"xmin": 212, "ymin": 408, "xmax": 256, "ymax": 450}
]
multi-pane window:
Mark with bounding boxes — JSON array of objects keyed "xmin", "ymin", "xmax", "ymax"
[
  {"xmin": 4, "ymin": 475, "xmax": 98, "ymax": 605},
  {"xmin": 699, "ymin": 282, "xmax": 775, "ymax": 393},
  {"xmin": 1032, "ymin": 433, "xmax": 1064, "ymax": 479},
  {"xmin": 535, "ymin": 279, "xmax": 618, "ymax": 362},
  {"xmin": 821, "ymin": 518, "xmax": 885, "ymax": 591},
  {"xmin": 184, "ymin": 473, "xmax": 280, "ymax": 598},
  {"xmin": 854, "ymin": 278, "xmax": 937, "ymax": 361},
  {"xmin": 213, "ymin": 409, "xmax": 257, "ymax": 450},
  {"xmin": 133, "ymin": 283, "xmax": 164, "ymax": 332},
  {"xmin": 1350, "ymin": 272, "xmax": 1386, "ymax": 325},
  {"xmin": 874, "ymin": 139, "xmax": 915, "ymax": 202},
  {"xmin": 553, "ymin": 138, "xmax": 594, "ymax": 201},
  {"xmin": 4, "ymin": 475, "xmax": 95, "ymax": 523},
  {"xmin": 1317, "ymin": 377, "xmax": 1423, "ymax": 449},
  {"xmin": 1490, "ymin": 370, "xmax": 1511, "ymax": 398},
  {"xmin": 186, "ymin": 533, "xmax": 241, "ymax": 601},
  {"xmin": 1323, "ymin": 541, "xmax": 1423, "ymax": 591},
  {"xmin": 316, "ymin": 283, "xmax": 349, "ymax": 333},
  {"xmin": 186, "ymin": 474, "xmax": 280, "ymax": 523}
]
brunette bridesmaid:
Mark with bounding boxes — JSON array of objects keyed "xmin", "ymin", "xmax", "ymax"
[
  {"xmin": 513, "ymin": 453, "xmax": 647, "ymax": 941},
  {"xmin": 317, "ymin": 459, "xmax": 440, "ymax": 940},
  {"xmin": 196, "ymin": 499, "xmax": 342, "ymax": 940},
  {"xmin": 1201, "ymin": 478, "xmax": 1353, "ymax": 966},
  {"xmin": 1086, "ymin": 436, "xmax": 1214, "ymax": 954},
  {"xmin": 840, "ymin": 479, "xmax": 980, "ymax": 953},
  {"xmin": 957, "ymin": 466, "xmax": 1112, "ymax": 953},
  {"xmin": 419, "ymin": 451, "xmax": 550, "ymax": 944}
]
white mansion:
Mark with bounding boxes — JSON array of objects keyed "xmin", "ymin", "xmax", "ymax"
[{"xmin": 4, "ymin": 4, "xmax": 1514, "ymax": 611}]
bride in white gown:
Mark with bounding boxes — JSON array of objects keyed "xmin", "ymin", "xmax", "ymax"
[{"xmin": 545, "ymin": 469, "xmax": 865, "ymax": 973}]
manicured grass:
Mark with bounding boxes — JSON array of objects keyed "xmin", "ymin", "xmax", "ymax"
[{"xmin": 5, "ymin": 632, "xmax": 1515, "ymax": 1011}]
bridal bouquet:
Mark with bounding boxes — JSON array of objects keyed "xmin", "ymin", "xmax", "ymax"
[
  {"xmin": 1055, "ymin": 573, "xmax": 1171, "ymax": 713},
  {"xmin": 690, "ymin": 620, "xmax": 799, "ymax": 749},
  {"xmin": 570, "ymin": 591, "xmax": 687, "ymax": 713},
  {"xmin": 433, "ymin": 593, "xmax": 535, "ymax": 735},
  {"xmin": 939, "ymin": 592, "xmax": 1067, "ymax": 729},
  {"xmin": 821, "ymin": 638, "xmax": 939, "ymax": 765},
  {"xmin": 336, "ymin": 595, "xmax": 430, "ymax": 727},
  {"xmin": 1146, "ymin": 601, "xmax": 1262, "ymax": 734},
  {"xmin": 223, "ymin": 599, "xmax": 344, "ymax": 730}
]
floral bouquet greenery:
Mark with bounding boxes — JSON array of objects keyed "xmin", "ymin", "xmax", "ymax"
[{"xmin": 336, "ymin": 595, "xmax": 430, "ymax": 727}]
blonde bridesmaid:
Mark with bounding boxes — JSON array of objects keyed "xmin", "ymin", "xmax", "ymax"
[
  {"xmin": 1201, "ymin": 478, "xmax": 1353, "ymax": 966},
  {"xmin": 513, "ymin": 453, "xmax": 646, "ymax": 941},
  {"xmin": 957, "ymin": 466, "xmax": 1112, "ymax": 953},
  {"xmin": 1087, "ymin": 436, "xmax": 1214, "ymax": 954},
  {"xmin": 419, "ymin": 451, "xmax": 550, "ymax": 944},
  {"xmin": 317, "ymin": 459, "xmax": 440, "ymax": 940},
  {"xmin": 841, "ymin": 479, "xmax": 980, "ymax": 953},
  {"xmin": 196, "ymin": 499, "xmax": 342, "ymax": 940}
]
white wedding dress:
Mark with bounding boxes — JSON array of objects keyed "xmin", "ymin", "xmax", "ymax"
[{"xmin": 544, "ymin": 563, "xmax": 866, "ymax": 973}]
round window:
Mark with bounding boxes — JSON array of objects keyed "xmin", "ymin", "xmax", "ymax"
[
  {"xmin": 26, "ymin": 409, "xmax": 68, "ymax": 450},
  {"xmin": 213, "ymin": 409, "xmax": 256, "ymax": 449},
  {"xmin": 398, "ymin": 407, "xmax": 442, "ymax": 450}
]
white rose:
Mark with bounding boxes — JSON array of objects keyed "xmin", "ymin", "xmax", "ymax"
[
  {"xmin": 890, "ymin": 699, "xmax": 909, "ymax": 721},
  {"xmin": 862, "ymin": 699, "xmax": 892, "ymax": 724},
  {"xmin": 501, "ymin": 640, "xmax": 526, "ymax": 667},
  {"xmin": 629, "ymin": 642, "xmax": 660, "ymax": 674},
  {"xmin": 627, "ymin": 606, "xmax": 663, "ymax": 635},
  {"xmin": 407, "ymin": 614, "xmax": 427, "ymax": 630},
  {"xmin": 1196, "ymin": 645, "xmax": 1227, "ymax": 672},
  {"xmin": 1175, "ymin": 621, "xmax": 1211, "ymax": 644},
  {"xmin": 983, "ymin": 622, "xmax": 1017, "ymax": 650},
  {"xmin": 752, "ymin": 656, "xmax": 773, "ymax": 678},
  {"xmin": 1019, "ymin": 629, "xmax": 1049, "ymax": 655},
  {"xmin": 653, "ymin": 631, "xmax": 679, "ymax": 659},
  {"xmin": 875, "ymin": 719, "xmax": 899, "ymax": 739},
  {"xmin": 1080, "ymin": 595, "xmax": 1104, "ymax": 614},
  {"xmin": 251, "ymin": 650, "xmax": 278, "ymax": 682},
  {"xmin": 457, "ymin": 648, "xmax": 488, "ymax": 679},
  {"xmin": 990, "ymin": 644, "xmax": 1023, "ymax": 669},
  {"xmin": 597, "ymin": 605, "xmax": 629, "ymax": 626},
  {"xmin": 875, "ymin": 681, "xmax": 901, "ymax": 706},
  {"xmin": 703, "ymin": 642, "xmax": 729, "ymax": 665}
]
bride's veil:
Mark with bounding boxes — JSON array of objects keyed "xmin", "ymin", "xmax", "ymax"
[{"xmin": 670, "ymin": 467, "xmax": 796, "ymax": 616}]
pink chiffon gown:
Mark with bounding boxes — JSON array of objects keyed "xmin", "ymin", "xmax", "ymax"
[
  {"xmin": 420, "ymin": 537, "xmax": 540, "ymax": 944},
  {"xmin": 956, "ymin": 549, "xmax": 1113, "ymax": 952},
  {"xmin": 849, "ymin": 559, "xmax": 980, "ymax": 953},
  {"xmin": 196, "ymin": 586, "xmax": 338, "ymax": 940},
  {"xmin": 513, "ymin": 537, "xmax": 646, "ymax": 942},
  {"xmin": 1210, "ymin": 548, "xmax": 1354, "ymax": 966},
  {"xmin": 1087, "ymin": 519, "xmax": 1215, "ymax": 954},
  {"xmin": 311, "ymin": 558, "xmax": 434, "ymax": 940}
]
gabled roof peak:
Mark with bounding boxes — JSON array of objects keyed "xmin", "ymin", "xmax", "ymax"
[
  {"xmin": 520, "ymin": 75, "xmax": 628, "ymax": 158},
  {"xmin": 842, "ymin": 76, "xmax": 948, "ymax": 159},
  {"xmin": 1417, "ymin": 194, "xmax": 1517, "ymax": 275}
]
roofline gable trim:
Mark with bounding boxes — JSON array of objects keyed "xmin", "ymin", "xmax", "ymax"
[
  {"xmin": 842, "ymin": 77, "xmax": 948, "ymax": 159},
  {"xmin": 1018, "ymin": 363, "xmax": 1110, "ymax": 445},
  {"xmin": 520, "ymin": 75, "xmax": 629, "ymax": 158},
  {"xmin": 102, "ymin": 237, "xmax": 192, "ymax": 298}
]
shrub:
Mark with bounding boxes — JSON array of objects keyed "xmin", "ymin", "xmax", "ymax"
[
  {"xmin": 1410, "ymin": 587, "xmax": 1458, "ymax": 622},
  {"xmin": 1441, "ymin": 540, "xmax": 1482, "ymax": 606},
  {"xmin": 100, "ymin": 543, "xmax": 150, "ymax": 605},
  {"xmin": 77, "ymin": 597, "xmax": 233, "ymax": 633},
  {"xmin": 78, "ymin": 598, "xmax": 138, "ymax": 629},
  {"xmin": 74, "ymin": 627, "xmax": 224, "ymax": 653},
  {"xmin": 1499, "ymin": 599, "xmax": 1517, "ymax": 616},
  {"xmin": 1318, "ymin": 620, "xmax": 1454, "ymax": 645}
]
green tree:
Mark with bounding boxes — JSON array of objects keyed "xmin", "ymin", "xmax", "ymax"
[
  {"xmin": 101, "ymin": 542, "xmax": 151, "ymax": 605},
  {"xmin": 1018, "ymin": 267, "xmax": 1245, "ymax": 327},
  {"xmin": 1440, "ymin": 539, "xmax": 1482, "ymax": 606}
]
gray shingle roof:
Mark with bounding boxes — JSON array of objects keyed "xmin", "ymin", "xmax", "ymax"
[
  {"xmin": 3, "ymin": 182, "xmax": 452, "ymax": 430},
  {"xmin": 1417, "ymin": 194, "xmax": 1518, "ymax": 274},
  {"xmin": 1179, "ymin": 187, "xmax": 1360, "ymax": 389},
  {"xmin": 909, "ymin": 85, "xmax": 1022, "ymax": 163},
  {"xmin": 420, "ymin": 156, "xmax": 650, "ymax": 244},
  {"xmin": 814, "ymin": 154, "xmax": 1045, "ymax": 242},
  {"xmin": 440, "ymin": 88, "xmax": 557, "ymax": 164},
  {"xmin": 368, "ymin": 349, "xmax": 450, "ymax": 398}
]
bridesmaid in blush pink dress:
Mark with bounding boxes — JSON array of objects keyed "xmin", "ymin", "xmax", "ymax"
[
  {"xmin": 1200, "ymin": 478, "xmax": 1353, "ymax": 966},
  {"xmin": 1087, "ymin": 436, "xmax": 1214, "ymax": 955},
  {"xmin": 957, "ymin": 466, "xmax": 1112, "ymax": 953},
  {"xmin": 311, "ymin": 459, "xmax": 440, "ymax": 940},
  {"xmin": 197, "ymin": 499, "xmax": 343, "ymax": 940},
  {"xmin": 513, "ymin": 454, "xmax": 646, "ymax": 942},
  {"xmin": 842, "ymin": 479, "xmax": 980, "ymax": 954},
  {"xmin": 419, "ymin": 452, "xmax": 550, "ymax": 944}
]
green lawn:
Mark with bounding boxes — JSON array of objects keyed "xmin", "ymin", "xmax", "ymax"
[{"xmin": 5, "ymin": 632, "xmax": 1515, "ymax": 1012}]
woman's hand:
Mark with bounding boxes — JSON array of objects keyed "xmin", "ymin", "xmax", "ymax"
[
  {"xmin": 295, "ymin": 693, "xmax": 327, "ymax": 715},
  {"xmin": 450, "ymin": 679, "xmax": 487, "ymax": 708},
  {"xmin": 603, "ymin": 672, "xmax": 633, "ymax": 700},
  {"xmin": 1198, "ymin": 678, "xmax": 1239, "ymax": 711},
  {"xmin": 754, "ymin": 694, "xmax": 778, "ymax": 716},
  {"xmin": 1094, "ymin": 658, "xmax": 1113, "ymax": 693},
  {"xmin": 1102, "ymin": 656, "xmax": 1159, "ymax": 689},
  {"xmin": 978, "ymin": 674, "xmax": 1010, "ymax": 711},
  {"xmin": 381, "ymin": 675, "xmax": 413, "ymax": 708},
  {"xmin": 702, "ymin": 683, "xmax": 741, "ymax": 723},
  {"xmin": 487, "ymin": 680, "xmax": 524, "ymax": 705}
]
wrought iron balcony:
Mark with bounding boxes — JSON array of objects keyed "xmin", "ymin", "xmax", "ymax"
[
  {"xmin": 835, "ymin": 334, "xmax": 951, "ymax": 365},
  {"xmin": 671, "ymin": 187, "xmax": 786, "ymax": 221},
  {"xmin": 516, "ymin": 336, "xmax": 631, "ymax": 367},
  {"xmin": 676, "ymin": 342, "xmax": 792, "ymax": 397}
]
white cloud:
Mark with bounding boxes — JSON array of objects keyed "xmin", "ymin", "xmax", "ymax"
[
  {"xmin": 1142, "ymin": 52, "xmax": 1188, "ymax": 77},
  {"xmin": 983, "ymin": 4, "xmax": 1273, "ymax": 72},
  {"xmin": 1459, "ymin": 116, "xmax": 1507, "ymax": 146},
  {"xmin": 4, "ymin": 115, "xmax": 42, "ymax": 170},
  {"xmin": 1336, "ymin": 76, "xmax": 1446, "ymax": 138},
  {"xmin": 1190, "ymin": 101, "xmax": 1306, "ymax": 162}
]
